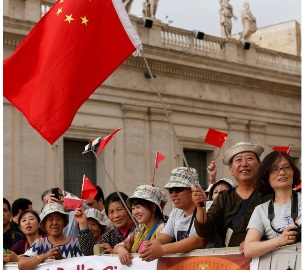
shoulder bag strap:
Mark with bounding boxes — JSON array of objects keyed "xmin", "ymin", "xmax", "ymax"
[{"xmin": 230, "ymin": 191, "xmax": 255, "ymax": 230}]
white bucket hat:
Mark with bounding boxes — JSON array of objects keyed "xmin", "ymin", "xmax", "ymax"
[
  {"xmin": 208, "ymin": 178, "xmax": 237, "ymax": 200},
  {"xmin": 85, "ymin": 208, "xmax": 107, "ymax": 228},
  {"xmin": 223, "ymin": 142, "xmax": 264, "ymax": 165},
  {"xmin": 127, "ymin": 185, "xmax": 166, "ymax": 214},
  {"xmin": 164, "ymin": 167, "xmax": 199, "ymax": 189},
  {"xmin": 40, "ymin": 203, "xmax": 69, "ymax": 231}
]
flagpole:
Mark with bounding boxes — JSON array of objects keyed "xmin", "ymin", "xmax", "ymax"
[
  {"xmin": 151, "ymin": 165, "xmax": 156, "ymax": 187},
  {"xmin": 92, "ymin": 150, "xmax": 146, "ymax": 240},
  {"xmin": 213, "ymin": 148, "xmax": 222, "ymax": 163},
  {"xmin": 213, "ymin": 136, "xmax": 228, "ymax": 162},
  {"xmin": 142, "ymin": 54, "xmax": 202, "ymax": 203},
  {"xmin": 151, "ymin": 153, "xmax": 157, "ymax": 186}
]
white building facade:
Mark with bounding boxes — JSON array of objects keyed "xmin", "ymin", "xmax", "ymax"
[{"xmin": 3, "ymin": 0, "xmax": 301, "ymax": 214}]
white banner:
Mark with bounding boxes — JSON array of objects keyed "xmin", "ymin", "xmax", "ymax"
[{"xmin": 4, "ymin": 255, "xmax": 158, "ymax": 270}]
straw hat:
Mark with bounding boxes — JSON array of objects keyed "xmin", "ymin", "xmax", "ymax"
[
  {"xmin": 223, "ymin": 142, "xmax": 264, "ymax": 165},
  {"xmin": 40, "ymin": 203, "xmax": 69, "ymax": 231},
  {"xmin": 208, "ymin": 178, "xmax": 237, "ymax": 200},
  {"xmin": 164, "ymin": 167, "xmax": 199, "ymax": 189},
  {"xmin": 85, "ymin": 208, "xmax": 107, "ymax": 228},
  {"xmin": 127, "ymin": 185, "xmax": 166, "ymax": 213}
]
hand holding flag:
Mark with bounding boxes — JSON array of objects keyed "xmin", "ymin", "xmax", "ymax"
[
  {"xmin": 151, "ymin": 152, "xmax": 165, "ymax": 186},
  {"xmin": 81, "ymin": 175, "xmax": 98, "ymax": 200}
]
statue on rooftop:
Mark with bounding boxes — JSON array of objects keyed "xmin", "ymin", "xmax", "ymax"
[
  {"xmin": 122, "ymin": 0, "xmax": 133, "ymax": 14},
  {"xmin": 142, "ymin": 0, "xmax": 159, "ymax": 19},
  {"xmin": 239, "ymin": 2, "xmax": 257, "ymax": 41},
  {"xmin": 219, "ymin": 0, "xmax": 237, "ymax": 38}
]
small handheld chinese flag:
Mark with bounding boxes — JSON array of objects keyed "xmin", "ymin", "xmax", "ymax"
[
  {"xmin": 64, "ymin": 194, "xmax": 83, "ymax": 210},
  {"xmin": 204, "ymin": 128, "xmax": 228, "ymax": 148},
  {"xmin": 155, "ymin": 152, "xmax": 165, "ymax": 169},
  {"xmin": 4, "ymin": 0, "xmax": 142, "ymax": 144},
  {"xmin": 95, "ymin": 128, "xmax": 121, "ymax": 156},
  {"xmin": 273, "ymin": 146, "xmax": 291, "ymax": 155},
  {"xmin": 81, "ymin": 175, "xmax": 98, "ymax": 200},
  {"xmin": 151, "ymin": 152, "xmax": 165, "ymax": 186}
]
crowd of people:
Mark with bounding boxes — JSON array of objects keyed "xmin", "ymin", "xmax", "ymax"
[{"xmin": 3, "ymin": 142, "xmax": 301, "ymax": 269}]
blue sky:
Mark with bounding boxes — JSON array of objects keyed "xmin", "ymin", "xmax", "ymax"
[{"xmin": 130, "ymin": 0, "xmax": 301, "ymax": 37}]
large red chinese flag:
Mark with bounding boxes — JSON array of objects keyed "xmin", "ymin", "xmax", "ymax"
[
  {"xmin": 81, "ymin": 175, "xmax": 98, "ymax": 200},
  {"xmin": 204, "ymin": 128, "xmax": 228, "ymax": 148},
  {"xmin": 4, "ymin": 0, "xmax": 142, "ymax": 144},
  {"xmin": 273, "ymin": 146, "xmax": 291, "ymax": 154}
]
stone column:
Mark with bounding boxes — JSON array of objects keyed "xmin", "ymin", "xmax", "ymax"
[
  {"xmin": 122, "ymin": 104, "xmax": 148, "ymax": 192},
  {"xmin": 248, "ymin": 120, "xmax": 267, "ymax": 153},
  {"xmin": 222, "ymin": 118, "xmax": 249, "ymax": 177},
  {"xmin": 226, "ymin": 117, "xmax": 249, "ymax": 146},
  {"xmin": 148, "ymin": 108, "xmax": 172, "ymax": 189}
]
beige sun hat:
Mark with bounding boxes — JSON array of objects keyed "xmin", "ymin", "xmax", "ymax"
[
  {"xmin": 126, "ymin": 185, "xmax": 166, "ymax": 213},
  {"xmin": 222, "ymin": 142, "xmax": 264, "ymax": 166},
  {"xmin": 85, "ymin": 208, "xmax": 107, "ymax": 228},
  {"xmin": 40, "ymin": 203, "xmax": 69, "ymax": 231},
  {"xmin": 208, "ymin": 178, "xmax": 237, "ymax": 200},
  {"xmin": 164, "ymin": 167, "xmax": 199, "ymax": 189}
]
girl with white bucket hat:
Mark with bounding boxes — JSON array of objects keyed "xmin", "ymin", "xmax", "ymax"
[{"xmin": 114, "ymin": 185, "xmax": 166, "ymax": 266}]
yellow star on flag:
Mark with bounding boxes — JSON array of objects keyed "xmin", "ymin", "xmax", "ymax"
[
  {"xmin": 60, "ymin": 0, "xmax": 64, "ymax": 3},
  {"xmin": 65, "ymin": 14, "xmax": 74, "ymax": 24},
  {"xmin": 56, "ymin": 8, "xmax": 63, "ymax": 16},
  {"xmin": 81, "ymin": 16, "xmax": 89, "ymax": 26}
]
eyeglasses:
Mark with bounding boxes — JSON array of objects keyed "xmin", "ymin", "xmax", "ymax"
[
  {"xmin": 270, "ymin": 164, "xmax": 292, "ymax": 174},
  {"xmin": 168, "ymin": 187, "xmax": 186, "ymax": 194}
]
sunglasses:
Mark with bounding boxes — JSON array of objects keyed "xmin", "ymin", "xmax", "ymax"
[{"xmin": 168, "ymin": 187, "xmax": 186, "ymax": 194}]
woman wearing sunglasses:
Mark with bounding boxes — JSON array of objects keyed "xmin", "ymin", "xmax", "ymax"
[{"xmin": 244, "ymin": 151, "xmax": 301, "ymax": 258}]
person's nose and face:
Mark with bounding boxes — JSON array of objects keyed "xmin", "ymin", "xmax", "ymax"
[
  {"xmin": 20, "ymin": 213, "xmax": 39, "ymax": 235},
  {"xmin": 108, "ymin": 201, "xmax": 130, "ymax": 229},
  {"xmin": 168, "ymin": 187, "xmax": 193, "ymax": 210},
  {"xmin": 229, "ymin": 152, "xmax": 259, "ymax": 183},
  {"xmin": 45, "ymin": 213, "xmax": 65, "ymax": 236},
  {"xmin": 269, "ymin": 157, "xmax": 293, "ymax": 191},
  {"xmin": 3, "ymin": 204, "xmax": 12, "ymax": 227},
  {"xmin": 87, "ymin": 219, "xmax": 103, "ymax": 242}
]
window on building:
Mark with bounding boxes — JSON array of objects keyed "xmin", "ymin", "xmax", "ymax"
[
  {"xmin": 64, "ymin": 139, "xmax": 96, "ymax": 197},
  {"xmin": 184, "ymin": 149, "xmax": 208, "ymax": 190},
  {"xmin": 40, "ymin": 0, "xmax": 55, "ymax": 17}
]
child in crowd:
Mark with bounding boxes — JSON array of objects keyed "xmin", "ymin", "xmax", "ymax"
[
  {"xmin": 74, "ymin": 208, "xmax": 107, "ymax": 255},
  {"xmin": 114, "ymin": 185, "xmax": 166, "ymax": 266}
]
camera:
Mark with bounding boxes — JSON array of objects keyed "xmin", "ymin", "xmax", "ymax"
[
  {"xmin": 51, "ymin": 188, "xmax": 60, "ymax": 200},
  {"xmin": 291, "ymin": 225, "xmax": 301, "ymax": 242},
  {"xmin": 296, "ymin": 225, "xmax": 301, "ymax": 242}
]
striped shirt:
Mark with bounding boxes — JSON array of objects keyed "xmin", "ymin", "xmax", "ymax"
[{"xmin": 23, "ymin": 236, "xmax": 83, "ymax": 258}]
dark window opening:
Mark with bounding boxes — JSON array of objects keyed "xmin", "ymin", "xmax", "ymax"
[
  {"xmin": 64, "ymin": 139, "xmax": 96, "ymax": 197},
  {"xmin": 184, "ymin": 149, "xmax": 208, "ymax": 190}
]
